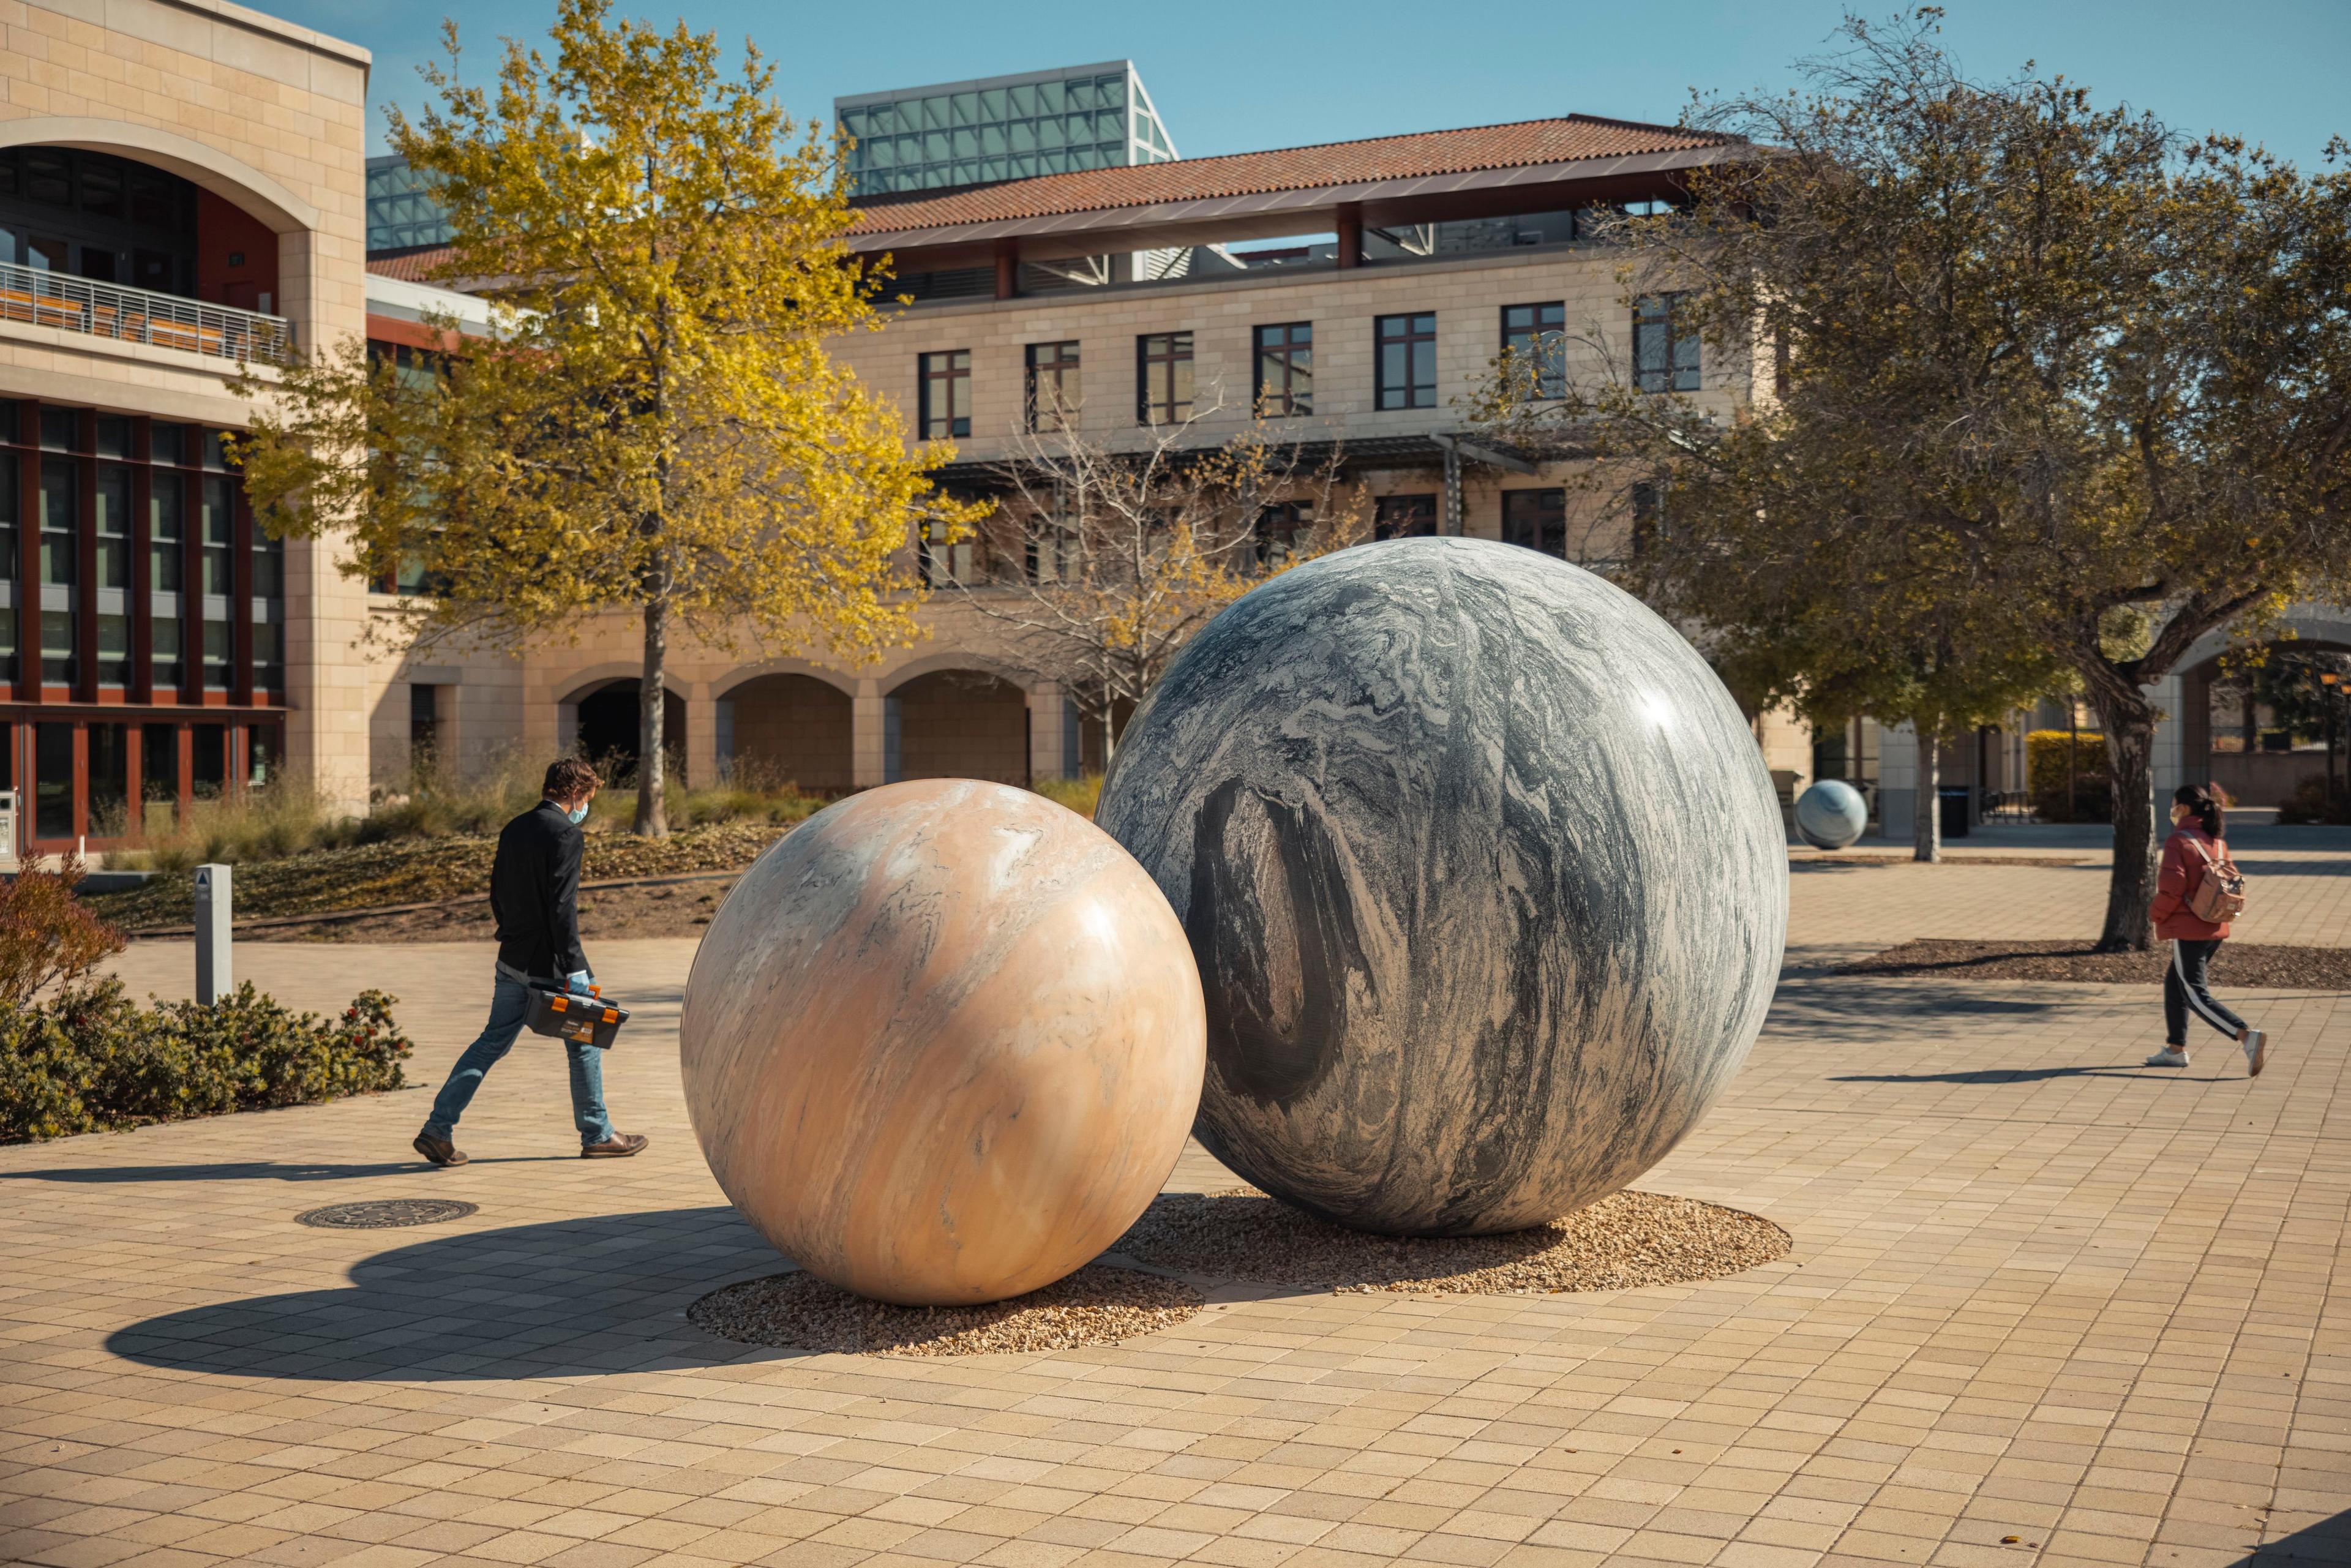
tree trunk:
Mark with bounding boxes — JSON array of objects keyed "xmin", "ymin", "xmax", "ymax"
[
  {"xmin": 1913, "ymin": 723, "xmax": 1941, "ymax": 863},
  {"xmin": 635, "ymin": 599, "xmax": 669, "ymax": 838},
  {"xmin": 2089, "ymin": 684, "xmax": 2159, "ymax": 952}
]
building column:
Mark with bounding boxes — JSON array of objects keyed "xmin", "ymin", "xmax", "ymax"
[
  {"xmin": 1026, "ymin": 682, "xmax": 1070, "ymax": 781},
  {"xmin": 852, "ymin": 678, "xmax": 890, "ymax": 788},
  {"xmin": 2148, "ymin": 674, "xmax": 2187, "ymax": 803},
  {"xmin": 684, "ymin": 684, "xmax": 717, "ymax": 789}
]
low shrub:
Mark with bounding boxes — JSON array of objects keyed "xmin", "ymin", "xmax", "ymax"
[
  {"xmin": 0, "ymin": 855, "xmax": 126, "ymax": 1005},
  {"xmin": 0, "ymin": 980, "xmax": 411, "ymax": 1142},
  {"xmin": 1032, "ymin": 774, "xmax": 1103, "ymax": 819},
  {"xmin": 673, "ymin": 784, "xmax": 829, "ymax": 828},
  {"xmin": 2274, "ymin": 775, "xmax": 2351, "ymax": 825},
  {"xmin": 2027, "ymin": 729, "xmax": 2111, "ymax": 822}
]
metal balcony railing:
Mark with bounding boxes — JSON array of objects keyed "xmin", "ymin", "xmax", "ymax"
[{"xmin": 0, "ymin": 259, "xmax": 295, "ymax": 364}]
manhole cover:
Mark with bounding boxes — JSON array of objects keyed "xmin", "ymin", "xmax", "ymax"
[{"xmin": 295, "ymin": 1199, "xmax": 479, "ymax": 1229}]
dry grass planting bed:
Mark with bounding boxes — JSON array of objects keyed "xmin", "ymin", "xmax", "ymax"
[
  {"xmin": 688, "ymin": 1264, "xmax": 1202, "ymax": 1357},
  {"xmin": 1115, "ymin": 1187, "xmax": 1788, "ymax": 1296},
  {"xmin": 1842, "ymin": 938, "xmax": 2351, "ymax": 987}
]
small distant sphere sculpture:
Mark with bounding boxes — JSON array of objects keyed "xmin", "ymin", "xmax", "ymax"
[
  {"xmin": 680, "ymin": 780, "xmax": 1206, "ymax": 1306},
  {"xmin": 1794, "ymin": 779, "xmax": 1870, "ymax": 850},
  {"xmin": 1096, "ymin": 538, "xmax": 1787, "ymax": 1237}
]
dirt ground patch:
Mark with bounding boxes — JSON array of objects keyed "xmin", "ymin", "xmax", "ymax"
[
  {"xmin": 688, "ymin": 1264, "xmax": 1203, "ymax": 1357},
  {"xmin": 1840, "ymin": 938, "xmax": 2351, "ymax": 987},
  {"xmin": 221, "ymin": 877, "xmax": 743, "ymax": 943}
]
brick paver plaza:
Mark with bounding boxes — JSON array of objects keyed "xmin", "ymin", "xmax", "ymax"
[{"xmin": 3, "ymin": 839, "xmax": 2349, "ymax": 1568}]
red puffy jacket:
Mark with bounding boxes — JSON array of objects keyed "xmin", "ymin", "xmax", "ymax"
[{"xmin": 2151, "ymin": 826, "xmax": 2231, "ymax": 942}]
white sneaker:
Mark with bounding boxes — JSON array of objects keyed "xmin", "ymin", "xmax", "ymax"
[
  {"xmin": 2242, "ymin": 1030, "xmax": 2269, "ymax": 1078},
  {"xmin": 2144, "ymin": 1049, "xmax": 2191, "ymax": 1068}
]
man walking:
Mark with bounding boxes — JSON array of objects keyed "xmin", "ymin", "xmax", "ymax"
[{"xmin": 413, "ymin": 758, "xmax": 648, "ymax": 1165}]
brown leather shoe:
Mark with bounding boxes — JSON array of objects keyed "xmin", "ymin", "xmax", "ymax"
[
  {"xmin": 413, "ymin": 1132, "xmax": 468, "ymax": 1166},
  {"xmin": 582, "ymin": 1132, "xmax": 648, "ymax": 1159}
]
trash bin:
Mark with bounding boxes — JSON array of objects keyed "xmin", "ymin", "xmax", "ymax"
[{"xmin": 1938, "ymin": 785, "xmax": 1971, "ymax": 839}]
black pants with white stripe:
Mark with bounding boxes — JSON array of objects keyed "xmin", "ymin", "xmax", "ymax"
[{"xmin": 2165, "ymin": 937, "xmax": 2246, "ymax": 1047}]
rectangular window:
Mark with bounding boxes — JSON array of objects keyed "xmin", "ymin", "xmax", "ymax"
[
  {"xmin": 917, "ymin": 350, "xmax": 972, "ymax": 439},
  {"xmin": 1136, "ymin": 332, "xmax": 1194, "ymax": 424},
  {"xmin": 252, "ymin": 517, "xmax": 284, "ymax": 601},
  {"xmin": 915, "ymin": 516, "xmax": 969, "ymax": 588},
  {"xmin": 1633, "ymin": 294, "xmax": 1700, "ymax": 393},
  {"xmin": 1502, "ymin": 489, "xmax": 1567, "ymax": 558},
  {"xmin": 252, "ymin": 620, "xmax": 283, "ymax": 693},
  {"xmin": 141, "ymin": 722, "xmax": 177, "ymax": 838},
  {"xmin": 150, "ymin": 477, "xmax": 182, "ymax": 688},
  {"xmin": 1632, "ymin": 482, "xmax": 1667, "ymax": 557},
  {"xmin": 95, "ymin": 467, "xmax": 129, "ymax": 589},
  {"xmin": 1025, "ymin": 340, "xmax": 1081, "ymax": 432},
  {"xmin": 0, "ymin": 452, "xmax": 15, "ymax": 681},
  {"xmin": 1373, "ymin": 493, "xmax": 1438, "ymax": 541},
  {"xmin": 247, "ymin": 724, "xmax": 281, "ymax": 791},
  {"xmin": 200, "ymin": 478, "xmax": 231, "ymax": 689},
  {"xmin": 190, "ymin": 722, "xmax": 225, "ymax": 801},
  {"xmin": 37, "ymin": 459, "xmax": 74, "ymax": 685},
  {"xmin": 410, "ymin": 683, "xmax": 440, "ymax": 771},
  {"xmin": 1501, "ymin": 302, "xmax": 1567, "ymax": 399},
  {"xmin": 1254, "ymin": 502, "xmax": 1314, "ymax": 566},
  {"xmin": 88, "ymin": 722, "xmax": 126, "ymax": 836},
  {"xmin": 1375, "ymin": 313, "xmax": 1437, "ymax": 410},
  {"xmin": 1253, "ymin": 323, "xmax": 1313, "ymax": 416},
  {"xmin": 33, "ymin": 722, "xmax": 70, "ymax": 839}
]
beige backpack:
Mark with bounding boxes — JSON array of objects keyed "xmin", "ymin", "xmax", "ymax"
[{"xmin": 2186, "ymin": 837, "xmax": 2248, "ymax": 924}]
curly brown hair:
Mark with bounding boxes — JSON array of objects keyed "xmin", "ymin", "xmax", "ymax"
[{"xmin": 543, "ymin": 757, "xmax": 602, "ymax": 802}]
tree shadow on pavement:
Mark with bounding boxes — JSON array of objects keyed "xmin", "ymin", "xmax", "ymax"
[
  {"xmin": 2238, "ymin": 1509, "xmax": 2351, "ymax": 1562},
  {"xmin": 108, "ymin": 1206, "xmax": 779, "ymax": 1381},
  {"xmin": 1, "ymin": 1158, "xmax": 570, "ymax": 1184},
  {"xmin": 1764, "ymin": 978, "xmax": 2064, "ymax": 1041},
  {"xmin": 1829, "ymin": 1067, "xmax": 2155, "ymax": 1084}
]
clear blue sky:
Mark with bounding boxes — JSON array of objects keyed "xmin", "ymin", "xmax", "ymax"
[{"xmin": 285, "ymin": 0, "xmax": 2347, "ymax": 170}]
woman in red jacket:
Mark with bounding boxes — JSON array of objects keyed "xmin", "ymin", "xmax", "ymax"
[{"xmin": 2145, "ymin": 783, "xmax": 2268, "ymax": 1075}]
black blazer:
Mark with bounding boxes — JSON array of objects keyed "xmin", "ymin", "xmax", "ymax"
[{"xmin": 492, "ymin": 800, "xmax": 588, "ymax": 980}]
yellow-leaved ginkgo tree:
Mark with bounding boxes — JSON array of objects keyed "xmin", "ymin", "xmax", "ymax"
[{"xmin": 236, "ymin": 0, "xmax": 980, "ymax": 836}]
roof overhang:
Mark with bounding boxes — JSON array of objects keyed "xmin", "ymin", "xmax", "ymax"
[{"xmin": 852, "ymin": 144, "xmax": 1752, "ymax": 269}]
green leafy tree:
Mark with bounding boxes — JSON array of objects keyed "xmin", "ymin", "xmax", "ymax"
[
  {"xmin": 1477, "ymin": 12, "xmax": 2351, "ymax": 946},
  {"xmin": 236, "ymin": 0, "xmax": 979, "ymax": 835}
]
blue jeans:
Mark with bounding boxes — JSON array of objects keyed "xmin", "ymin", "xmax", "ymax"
[{"xmin": 422, "ymin": 967, "xmax": 616, "ymax": 1147}]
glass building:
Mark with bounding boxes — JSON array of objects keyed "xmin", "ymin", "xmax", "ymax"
[
  {"xmin": 366, "ymin": 156, "xmax": 450, "ymax": 252},
  {"xmin": 836, "ymin": 61, "xmax": 1177, "ymax": 198}
]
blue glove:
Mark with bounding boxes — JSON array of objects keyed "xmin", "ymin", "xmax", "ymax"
[{"xmin": 566, "ymin": 970, "xmax": 593, "ymax": 996}]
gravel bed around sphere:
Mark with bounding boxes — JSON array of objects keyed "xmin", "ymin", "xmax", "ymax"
[
  {"xmin": 687, "ymin": 1264, "xmax": 1204, "ymax": 1357},
  {"xmin": 1112, "ymin": 1188, "xmax": 1790, "ymax": 1294}
]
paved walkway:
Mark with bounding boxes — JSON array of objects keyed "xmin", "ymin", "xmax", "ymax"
[{"xmin": 0, "ymin": 859, "xmax": 2345, "ymax": 1568}]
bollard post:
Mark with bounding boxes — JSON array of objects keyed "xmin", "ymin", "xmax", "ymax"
[{"xmin": 194, "ymin": 863, "xmax": 231, "ymax": 1004}]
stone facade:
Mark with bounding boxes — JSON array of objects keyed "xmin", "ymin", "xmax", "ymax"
[{"xmin": 0, "ymin": 0, "xmax": 375, "ymax": 821}]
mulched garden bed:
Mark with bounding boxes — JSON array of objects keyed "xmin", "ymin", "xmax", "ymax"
[
  {"xmin": 1839, "ymin": 938, "xmax": 2351, "ymax": 987},
  {"xmin": 91, "ymin": 822, "xmax": 788, "ymax": 932}
]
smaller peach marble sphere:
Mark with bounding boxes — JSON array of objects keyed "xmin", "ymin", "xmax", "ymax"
[{"xmin": 680, "ymin": 779, "xmax": 1207, "ymax": 1306}]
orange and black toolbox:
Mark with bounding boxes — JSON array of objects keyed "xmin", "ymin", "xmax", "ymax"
[{"xmin": 524, "ymin": 982, "xmax": 630, "ymax": 1050}]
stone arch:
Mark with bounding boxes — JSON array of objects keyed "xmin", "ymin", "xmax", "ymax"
[
  {"xmin": 2175, "ymin": 606, "xmax": 2351, "ymax": 808},
  {"xmin": 891, "ymin": 668, "xmax": 1030, "ymax": 786},
  {"xmin": 711, "ymin": 658, "xmax": 857, "ymax": 702},
  {"xmin": 880, "ymin": 650, "xmax": 1029, "ymax": 696},
  {"xmin": 0, "ymin": 118, "xmax": 320, "ymax": 234},
  {"xmin": 554, "ymin": 671, "xmax": 689, "ymax": 776},
  {"xmin": 721, "ymin": 673, "xmax": 855, "ymax": 793}
]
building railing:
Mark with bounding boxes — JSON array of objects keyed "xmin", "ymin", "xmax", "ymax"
[{"xmin": 0, "ymin": 260, "xmax": 295, "ymax": 364}]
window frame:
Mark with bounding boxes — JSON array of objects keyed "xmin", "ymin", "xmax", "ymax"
[
  {"xmin": 917, "ymin": 348, "xmax": 973, "ymax": 439},
  {"xmin": 1374, "ymin": 312, "xmax": 1438, "ymax": 410},
  {"xmin": 1252, "ymin": 321, "xmax": 1313, "ymax": 417},
  {"xmin": 1500, "ymin": 301, "xmax": 1567, "ymax": 399},
  {"xmin": 1501, "ymin": 487, "xmax": 1568, "ymax": 558},
  {"xmin": 1136, "ymin": 331, "xmax": 1194, "ymax": 425},
  {"xmin": 1025, "ymin": 340, "xmax": 1082, "ymax": 432},
  {"xmin": 1632, "ymin": 294, "xmax": 1700, "ymax": 394},
  {"xmin": 1373, "ymin": 493, "xmax": 1438, "ymax": 541}
]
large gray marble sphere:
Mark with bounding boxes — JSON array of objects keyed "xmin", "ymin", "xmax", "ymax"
[
  {"xmin": 1795, "ymin": 779, "xmax": 1870, "ymax": 850},
  {"xmin": 1095, "ymin": 537, "xmax": 1788, "ymax": 1236}
]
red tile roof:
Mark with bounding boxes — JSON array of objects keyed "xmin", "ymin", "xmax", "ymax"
[
  {"xmin": 848, "ymin": 114, "xmax": 1738, "ymax": 238},
  {"xmin": 368, "ymin": 247, "xmax": 452, "ymax": 282},
  {"xmin": 366, "ymin": 114, "xmax": 1738, "ymax": 279}
]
